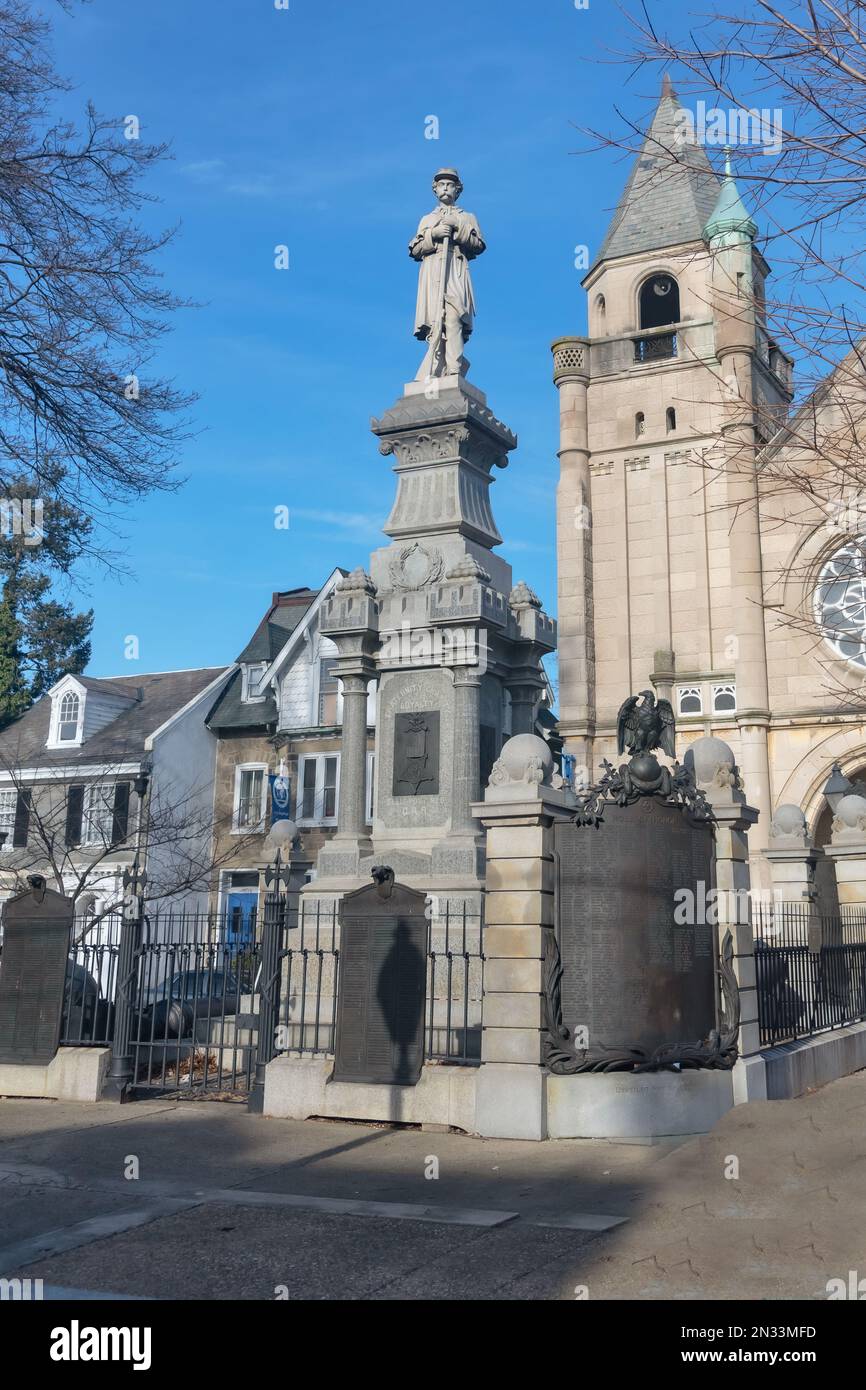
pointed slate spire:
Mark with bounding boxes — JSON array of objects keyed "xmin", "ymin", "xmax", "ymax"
[
  {"xmin": 703, "ymin": 149, "xmax": 757, "ymax": 243},
  {"xmin": 593, "ymin": 77, "xmax": 721, "ymax": 267}
]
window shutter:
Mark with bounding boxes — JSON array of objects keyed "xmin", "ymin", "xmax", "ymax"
[
  {"xmin": 111, "ymin": 782, "xmax": 130, "ymax": 847},
  {"xmin": 12, "ymin": 788, "xmax": 31, "ymax": 848},
  {"xmin": 65, "ymin": 785, "xmax": 85, "ymax": 847}
]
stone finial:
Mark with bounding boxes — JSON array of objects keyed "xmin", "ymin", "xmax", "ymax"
[
  {"xmin": 769, "ymin": 803, "xmax": 810, "ymax": 848},
  {"xmin": 832, "ymin": 793, "xmax": 866, "ymax": 841},
  {"xmin": 488, "ymin": 733, "xmax": 563, "ymax": 792},
  {"xmin": 336, "ymin": 567, "xmax": 376, "ymax": 596},
  {"xmin": 509, "ymin": 580, "xmax": 541, "ymax": 610},
  {"xmin": 445, "ymin": 555, "xmax": 491, "ymax": 582},
  {"xmin": 683, "ymin": 735, "xmax": 744, "ymax": 805}
]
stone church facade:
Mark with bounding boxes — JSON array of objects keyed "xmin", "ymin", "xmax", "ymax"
[{"xmin": 553, "ymin": 78, "xmax": 866, "ymax": 881}]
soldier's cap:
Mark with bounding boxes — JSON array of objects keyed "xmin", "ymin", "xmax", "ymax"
[{"xmin": 432, "ymin": 167, "xmax": 462, "ymax": 189}]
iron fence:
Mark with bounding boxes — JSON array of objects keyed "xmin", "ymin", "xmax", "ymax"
[
  {"xmin": 49, "ymin": 891, "xmax": 486, "ymax": 1089},
  {"xmin": 273, "ymin": 897, "xmax": 485, "ymax": 1065},
  {"xmin": 426, "ymin": 901, "xmax": 484, "ymax": 1064},
  {"xmin": 127, "ymin": 909, "xmax": 264, "ymax": 1096},
  {"xmin": 754, "ymin": 902, "xmax": 866, "ymax": 1047},
  {"xmin": 61, "ymin": 914, "xmax": 121, "ymax": 1047},
  {"xmin": 58, "ymin": 908, "xmax": 262, "ymax": 1050},
  {"xmin": 274, "ymin": 898, "xmax": 338, "ymax": 1057}
]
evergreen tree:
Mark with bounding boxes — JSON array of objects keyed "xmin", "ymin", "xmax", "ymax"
[
  {"xmin": 0, "ymin": 481, "xmax": 93, "ymax": 729},
  {"xmin": 0, "ymin": 595, "xmax": 27, "ymax": 727}
]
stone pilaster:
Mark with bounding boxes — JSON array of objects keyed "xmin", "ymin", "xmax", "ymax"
[
  {"xmin": 651, "ymin": 648, "xmax": 676, "ymax": 709},
  {"xmin": 763, "ymin": 804, "xmax": 822, "ymax": 908},
  {"xmin": 824, "ymin": 793, "xmax": 866, "ymax": 908},
  {"xmin": 687, "ymin": 735, "xmax": 765, "ymax": 1102},
  {"xmin": 472, "ymin": 734, "xmax": 573, "ymax": 1140}
]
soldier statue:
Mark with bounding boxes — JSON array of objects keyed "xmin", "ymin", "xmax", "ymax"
[{"xmin": 409, "ymin": 168, "xmax": 485, "ymax": 381}]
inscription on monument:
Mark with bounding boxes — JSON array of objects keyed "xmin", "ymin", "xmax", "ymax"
[
  {"xmin": 334, "ymin": 878, "xmax": 428, "ymax": 1085},
  {"xmin": 393, "ymin": 711, "xmax": 440, "ymax": 796},
  {"xmin": 553, "ymin": 799, "xmax": 716, "ymax": 1059},
  {"xmin": 0, "ymin": 881, "xmax": 74, "ymax": 1065}
]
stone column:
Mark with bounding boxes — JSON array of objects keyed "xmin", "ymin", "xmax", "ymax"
[
  {"xmin": 450, "ymin": 667, "xmax": 481, "ymax": 835},
  {"xmin": 763, "ymin": 804, "xmax": 823, "ymax": 909},
  {"xmin": 823, "ymin": 793, "xmax": 866, "ymax": 908},
  {"xmin": 315, "ymin": 567, "xmax": 379, "ymax": 882},
  {"xmin": 336, "ymin": 673, "xmax": 372, "ymax": 841},
  {"xmin": 687, "ymin": 735, "xmax": 766, "ymax": 1104},
  {"xmin": 472, "ymin": 734, "xmax": 573, "ymax": 1140},
  {"xmin": 551, "ymin": 338, "xmax": 594, "ymax": 773}
]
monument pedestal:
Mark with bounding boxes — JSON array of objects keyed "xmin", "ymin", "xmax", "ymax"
[
  {"xmin": 546, "ymin": 1069, "xmax": 734, "ymax": 1139},
  {"xmin": 311, "ymin": 372, "xmax": 555, "ymax": 909}
]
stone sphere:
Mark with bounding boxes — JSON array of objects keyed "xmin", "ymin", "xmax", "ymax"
[
  {"xmin": 498, "ymin": 733, "xmax": 554, "ymax": 783},
  {"xmin": 773, "ymin": 804, "xmax": 806, "ymax": 835},
  {"xmin": 835, "ymin": 794, "xmax": 866, "ymax": 828},
  {"xmin": 264, "ymin": 818, "xmax": 299, "ymax": 853},
  {"xmin": 684, "ymin": 735, "xmax": 735, "ymax": 786}
]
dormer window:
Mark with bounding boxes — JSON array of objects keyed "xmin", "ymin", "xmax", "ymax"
[
  {"xmin": 58, "ymin": 692, "xmax": 80, "ymax": 742},
  {"xmin": 48, "ymin": 684, "xmax": 85, "ymax": 748},
  {"xmin": 241, "ymin": 662, "xmax": 268, "ymax": 704}
]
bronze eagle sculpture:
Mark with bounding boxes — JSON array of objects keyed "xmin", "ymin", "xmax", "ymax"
[{"xmin": 616, "ymin": 689, "xmax": 676, "ymax": 758}]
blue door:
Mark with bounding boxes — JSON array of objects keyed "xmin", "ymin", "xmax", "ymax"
[{"xmin": 225, "ymin": 891, "xmax": 257, "ymax": 945}]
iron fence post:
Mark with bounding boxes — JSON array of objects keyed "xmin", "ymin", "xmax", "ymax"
[
  {"xmin": 248, "ymin": 849, "xmax": 290, "ymax": 1113},
  {"xmin": 102, "ymin": 859, "xmax": 146, "ymax": 1101},
  {"xmin": 103, "ymin": 768, "xmax": 150, "ymax": 1102}
]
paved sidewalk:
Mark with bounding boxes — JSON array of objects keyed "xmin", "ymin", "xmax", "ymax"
[{"xmin": 0, "ymin": 1071, "xmax": 863, "ymax": 1299}]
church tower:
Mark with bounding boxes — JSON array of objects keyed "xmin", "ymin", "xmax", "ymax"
[{"xmin": 553, "ymin": 78, "xmax": 793, "ymax": 866}]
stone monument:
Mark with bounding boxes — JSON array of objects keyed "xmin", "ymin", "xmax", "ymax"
[
  {"xmin": 313, "ymin": 170, "xmax": 556, "ymax": 902},
  {"xmin": 0, "ymin": 876, "xmax": 73, "ymax": 1065},
  {"xmin": 545, "ymin": 693, "xmax": 739, "ymax": 1075}
]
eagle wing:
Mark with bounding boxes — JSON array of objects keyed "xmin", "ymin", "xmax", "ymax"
[
  {"xmin": 616, "ymin": 695, "xmax": 640, "ymax": 755},
  {"xmin": 657, "ymin": 699, "xmax": 676, "ymax": 758}
]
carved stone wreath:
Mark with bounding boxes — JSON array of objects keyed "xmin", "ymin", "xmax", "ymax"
[{"xmin": 388, "ymin": 541, "xmax": 445, "ymax": 592}]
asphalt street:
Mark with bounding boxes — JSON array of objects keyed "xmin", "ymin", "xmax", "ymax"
[{"xmin": 0, "ymin": 1071, "xmax": 864, "ymax": 1300}]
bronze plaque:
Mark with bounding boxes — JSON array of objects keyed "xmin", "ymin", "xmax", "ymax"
[
  {"xmin": 393, "ymin": 711, "xmax": 440, "ymax": 796},
  {"xmin": 334, "ymin": 880, "xmax": 428, "ymax": 1084},
  {"xmin": 554, "ymin": 799, "xmax": 715, "ymax": 1058},
  {"xmin": 0, "ymin": 884, "xmax": 74, "ymax": 1065}
]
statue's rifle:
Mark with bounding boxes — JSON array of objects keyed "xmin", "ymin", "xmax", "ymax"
[{"xmin": 436, "ymin": 220, "xmax": 452, "ymax": 369}]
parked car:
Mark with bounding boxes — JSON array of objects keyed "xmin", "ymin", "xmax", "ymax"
[
  {"xmin": 144, "ymin": 966, "xmax": 242, "ymax": 1012},
  {"xmin": 63, "ymin": 959, "xmax": 114, "ymax": 1043}
]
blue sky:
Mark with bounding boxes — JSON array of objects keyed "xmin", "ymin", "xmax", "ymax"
[{"xmin": 49, "ymin": 0, "xmax": 703, "ymax": 680}]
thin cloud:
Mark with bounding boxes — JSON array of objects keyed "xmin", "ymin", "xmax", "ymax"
[
  {"xmin": 291, "ymin": 507, "xmax": 384, "ymax": 542},
  {"xmin": 179, "ymin": 160, "xmax": 279, "ymax": 200},
  {"xmin": 180, "ymin": 159, "xmax": 226, "ymax": 184}
]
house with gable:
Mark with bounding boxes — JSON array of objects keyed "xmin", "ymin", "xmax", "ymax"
[
  {"xmin": 0, "ymin": 666, "xmax": 232, "ymax": 921},
  {"xmin": 205, "ymin": 571, "xmax": 376, "ymax": 924}
]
